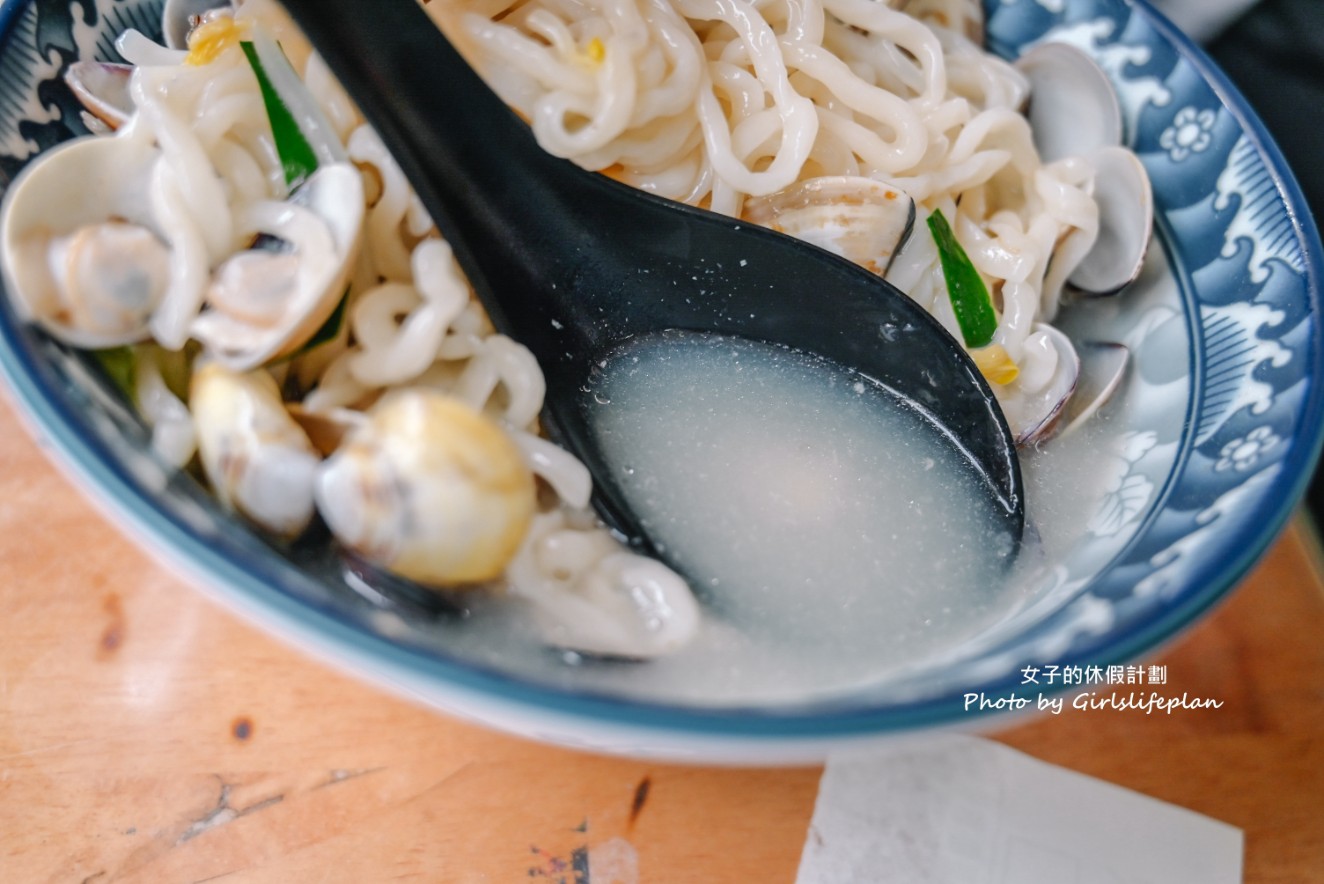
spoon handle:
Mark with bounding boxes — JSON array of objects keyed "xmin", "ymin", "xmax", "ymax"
[{"xmin": 277, "ymin": 0, "xmax": 575, "ymax": 318}]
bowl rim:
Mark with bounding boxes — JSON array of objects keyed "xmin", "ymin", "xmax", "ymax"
[{"xmin": 0, "ymin": 0, "xmax": 1320, "ymax": 752}]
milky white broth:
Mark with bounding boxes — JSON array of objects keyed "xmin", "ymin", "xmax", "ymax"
[{"xmin": 580, "ymin": 330, "xmax": 1004, "ymax": 662}]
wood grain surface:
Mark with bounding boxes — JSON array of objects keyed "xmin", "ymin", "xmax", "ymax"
[{"xmin": 1, "ymin": 392, "xmax": 1321, "ymax": 883}]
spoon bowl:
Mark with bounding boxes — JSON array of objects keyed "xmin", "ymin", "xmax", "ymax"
[{"xmin": 278, "ymin": 0, "xmax": 1024, "ymax": 561}]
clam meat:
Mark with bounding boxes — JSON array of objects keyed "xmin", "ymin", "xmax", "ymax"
[
  {"xmin": 315, "ymin": 389, "xmax": 537, "ymax": 586},
  {"xmin": 190, "ymin": 162, "xmax": 365, "ymax": 369},
  {"xmin": 190, "ymin": 361, "xmax": 321, "ymax": 537},
  {"xmin": 742, "ymin": 176, "xmax": 917, "ymax": 276},
  {"xmin": 995, "ymin": 323, "xmax": 1080, "ymax": 445},
  {"xmin": 0, "ymin": 128, "xmax": 167, "ymax": 348}
]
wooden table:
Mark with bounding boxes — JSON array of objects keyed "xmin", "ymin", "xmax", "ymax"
[{"xmin": 2, "ymin": 392, "xmax": 1321, "ymax": 883}]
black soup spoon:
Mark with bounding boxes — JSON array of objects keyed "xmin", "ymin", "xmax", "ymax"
[{"xmin": 276, "ymin": 0, "xmax": 1025, "ymax": 563}]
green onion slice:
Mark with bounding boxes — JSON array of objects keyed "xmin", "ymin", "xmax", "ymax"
[
  {"xmin": 90, "ymin": 346, "xmax": 137, "ymax": 403},
  {"xmin": 927, "ymin": 208, "xmax": 998, "ymax": 349},
  {"xmin": 240, "ymin": 31, "xmax": 346, "ymax": 190}
]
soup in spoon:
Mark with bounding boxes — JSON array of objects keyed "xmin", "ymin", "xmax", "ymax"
[{"xmin": 586, "ymin": 329, "xmax": 1017, "ymax": 651}]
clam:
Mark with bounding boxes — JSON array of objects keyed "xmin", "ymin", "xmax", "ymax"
[
  {"xmin": 1017, "ymin": 42, "xmax": 1152, "ymax": 296},
  {"xmin": 314, "ymin": 389, "xmax": 537, "ymax": 586},
  {"xmin": 1005, "ymin": 336, "xmax": 1129, "ymax": 445},
  {"xmin": 0, "ymin": 129, "xmax": 167, "ymax": 348},
  {"xmin": 189, "ymin": 162, "xmax": 364, "ymax": 369},
  {"xmin": 742, "ymin": 176, "xmax": 916, "ymax": 276},
  {"xmin": 162, "ymin": 0, "xmax": 234, "ymax": 50},
  {"xmin": 1015, "ymin": 42, "xmax": 1122, "ymax": 163},
  {"xmin": 190, "ymin": 361, "xmax": 321, "ymax": 537},
  {"xmin": 65, "ymin": 62, "xmax": 134, "ymax": 131},
  {"xmin": 997, "ymin": 323, "xmax": 1080, "ymax": 445},
  {"xmin": 1058, "ymin": 340, "xmax": 1129, "ymax": 439},
  {"xmin": 1068, "ymin": 146, "xmax": 1153, "ymax": 295}
]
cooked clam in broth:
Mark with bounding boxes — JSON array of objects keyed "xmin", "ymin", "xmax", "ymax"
[{"xmin": 0, "ymin": 0, "xmax": 1152, "ymax": 679}]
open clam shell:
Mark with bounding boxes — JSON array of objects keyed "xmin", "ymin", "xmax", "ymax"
[
  {"xmin": 1058, "ymin": 340, "xmax": 1129, "ymax": 438},
  {"xmin": 65, "ymin": 62, "xmax": 134, "ymax": 131},
  {"xmin": 999, "ymin": 324, "xmax": 1081, "ymax": 445},
  {"xmin": 1007, "ymin": 333, "xmax": 1129, "ymax": 445},
  {"xmin": 742, "ymin": 176, "xmax": 916, "ymax": 276},
  {"xmin": 1018, "ymin": 43, "xmax": 1153, "ymax": 297},
  {"xmin": 162, "ymin": 0, "xmax": 233, "ymax": 50},
  {"xmin": 1016, "ymin": 41, "xmax": 1123, "ymax": 162},
  {"xmin": 1070, "ymin": 146, "xmax": 1154, "ymax": 296},
  {"xmin": 0, "ymin": 130, "xmax": 167, "ymax": 348},
  {"xmin": 189, "ymin": 162, "xmax": 365, "ymax": 369}
]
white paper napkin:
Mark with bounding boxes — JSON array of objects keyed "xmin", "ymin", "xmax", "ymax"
[{"xmin": 796, "ymin": 735, "xmax": 1243, "ymax": 884}]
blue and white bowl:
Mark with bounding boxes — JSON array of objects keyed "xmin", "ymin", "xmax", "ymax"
[{"xmin": 0, "ymin": 0, "xmax": 1319, "ymax": 761}]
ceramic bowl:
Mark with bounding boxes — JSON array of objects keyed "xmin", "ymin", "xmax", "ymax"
[{"xmin": 0, "ymin": 0, "xmax": 1319, "ymax": 762}]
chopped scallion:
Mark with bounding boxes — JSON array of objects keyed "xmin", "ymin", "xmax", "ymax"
[
  {"xmin": 927, "ymin": 208, "xmax": 998, "ymax": 350},
  {"xmin": 90, "ymin": 346, "xmax": 137, "ymax": 402},
  {"xmin": 241, "ymin": 40, "xmax": 320, "ymax": 189}
]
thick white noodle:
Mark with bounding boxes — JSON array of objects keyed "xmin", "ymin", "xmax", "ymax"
[{"xmin": 348, "ymin": 239, "xmax": 468, "ymax": 387}]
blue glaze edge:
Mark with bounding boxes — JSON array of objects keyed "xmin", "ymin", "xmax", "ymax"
[{"xmin": 0, "ymin": 0, "xmax": 1320, "ymax": 742}]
